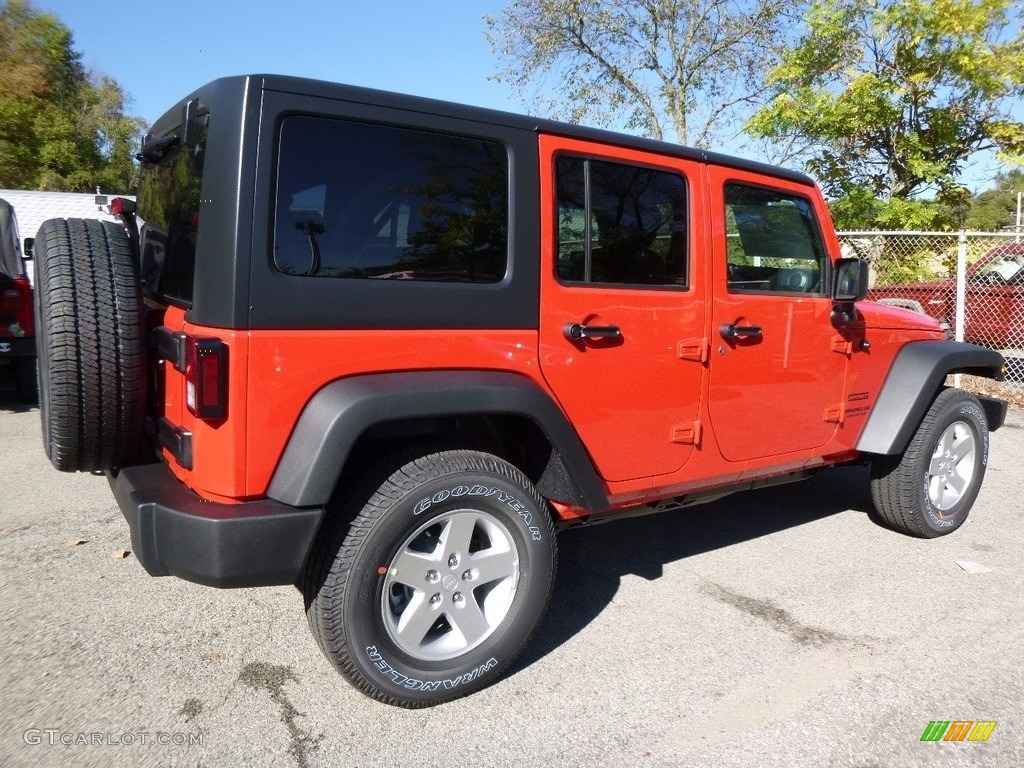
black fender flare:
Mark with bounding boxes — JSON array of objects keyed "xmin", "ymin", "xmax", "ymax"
[
  {"xmin": 856, "ymin": 340, "xmax": 1006, "ymax": 455},
  {"xmin": 267, "ymin": 370, "xmax": 609, "ymax": 512}
]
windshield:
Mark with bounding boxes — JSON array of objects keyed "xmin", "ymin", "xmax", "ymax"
[{"xmin": 971, "ymin": 250, "xmax": 1024, "ymax": 285}]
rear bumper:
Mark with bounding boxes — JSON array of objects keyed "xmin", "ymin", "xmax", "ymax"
[
  {"xmin": 108, "ymin": 462, "xmax": 324, "ymax": 588},
  {"xmin": 0, "ymin": 336, "xmax": 35, "ymax": 358}
]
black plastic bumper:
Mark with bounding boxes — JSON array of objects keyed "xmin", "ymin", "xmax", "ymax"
[
  {"xmin": 0, "ymin": 336, "xmax": 35, "ymax": 357},
  {"xmin": 108, "ymin": 463, "xmax": 325, "ymax": 588}
]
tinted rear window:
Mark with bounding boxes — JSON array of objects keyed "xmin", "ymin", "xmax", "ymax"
[
  {"xmin": 136, "ymin": 114, "xmax": 210, "ymax": 305},
  {"xmin": 274, "ymin": 116, "xmax": 508, "ymax": 283}
]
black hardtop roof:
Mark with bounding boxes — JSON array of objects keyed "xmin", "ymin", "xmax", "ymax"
[
  {"xmin": 158, "ymin": 74, "xmax": 816, "ymax": 188},
  {"xmin": 0, "ymin": 197, "xmax": 24, "ymax": 278}
]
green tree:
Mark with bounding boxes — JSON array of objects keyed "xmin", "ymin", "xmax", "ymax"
[
  {"xmin": 748, "ymin": 0, "xmax": 1024, "ymax": 206},
  {"xmin": 0, "ymin": 0, "xmax": 144, "ymax": 192},
  {"xmin": 966, "ymin": 169, "xmax": 1024, "ymax": 231},
  {"xmin": 486, "ymin": 0, "xmax": 801, "ymax": 147},
  {"xmin": 82, "ymin": 74, "xmax": 147, "ymax": 192},
  {"xmin": 828, "ymin": 185, "xmax": 972, "ymax": 231}
]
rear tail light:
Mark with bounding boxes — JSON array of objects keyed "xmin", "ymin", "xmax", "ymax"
[
  {"xmin": 184, "ymin": 336, "xmax": 227, "ymax": 419},
  {"xmin": 0, "ymin": 279, "xmax": 33, "ymax": 335},
  {"xmin": 110, "ymin": 196, "xmax": 136, "ymax": 215}
]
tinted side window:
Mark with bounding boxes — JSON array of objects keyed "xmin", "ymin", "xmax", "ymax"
[
  {"xmin": 724, "ymin": 183, "xmax": 827, "ymax": 294},
  {"xmin": 274, "ymin": 117, "xmax": 508, "ymax": 283},
  {"xmin": 556, "ymin": 156, "xmax": 687, "ymax": 287}
]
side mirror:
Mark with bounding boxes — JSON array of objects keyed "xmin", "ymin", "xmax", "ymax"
[
  {"xmin": 22, "ymin": 237, "xmax": 34, "ymax": 261},
  {"xmin": 832, "ymin": 257, "xmax": 869, "ymax": 303}
]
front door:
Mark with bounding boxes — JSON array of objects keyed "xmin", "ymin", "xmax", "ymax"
[
  {"xmin": 537, "ymin": 136, "xmax": 707, "ymax": 483},
  {"xmin": 707, "ymin": 168, "xmax": 848, "ymax": 462}
]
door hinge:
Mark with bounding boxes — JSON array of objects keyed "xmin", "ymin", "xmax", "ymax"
[
  {"xmin": 823, "ymin": 403, "xmax": 846, "ymax": 424},
  {"xmin": 671, "ymin": 420, "xmax": 702, "ymax": 445},
  {"xmin": 831, "ymin": 335, "xmax": 853, "ymax": 356},
  {"xmin": 678, "ymin": 337, "xmax": 709, "ymax": 363}
]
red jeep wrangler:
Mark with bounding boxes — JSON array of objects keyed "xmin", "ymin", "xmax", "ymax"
[{"xmin": 32, "ymin": 76, "xmax": 1007, "ymax": 707}]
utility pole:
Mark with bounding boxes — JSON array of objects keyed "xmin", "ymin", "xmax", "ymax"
[{"xmin": 1016, "ymin": 191, "xmax": 1021, "ymax": 243}]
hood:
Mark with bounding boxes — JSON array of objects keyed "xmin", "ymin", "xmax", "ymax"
[{"xmin": 859, "ymin": 300, "xmax": 946, "ymax": 335}]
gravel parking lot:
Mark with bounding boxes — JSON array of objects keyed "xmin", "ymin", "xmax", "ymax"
[{"xmin": 1, "ymin": 386, "xmax": 1022, "ymax": 768}]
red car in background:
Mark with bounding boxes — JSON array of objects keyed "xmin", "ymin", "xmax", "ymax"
[
  {"xmin": 870, "ymin": 244, "xmax": 1024, "ymax": 348},
  {"xmin": 0, "ymin": 198, "xmax": 36, "ymax": 402}
]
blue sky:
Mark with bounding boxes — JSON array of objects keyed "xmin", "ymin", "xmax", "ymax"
[
  {"xmin": 34, "ymin": 0, "xmax": 1017, "ymax": 192},
  {"xmin": 38, "ymin": 1, "xmax": 514, "ymax": 125}
]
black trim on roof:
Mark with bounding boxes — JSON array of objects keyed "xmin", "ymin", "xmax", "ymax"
[{"xmin": 173, "ymin": 74, "xmax": 815, "ymax": 187}]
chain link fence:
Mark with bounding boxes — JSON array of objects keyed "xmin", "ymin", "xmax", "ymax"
[{"xmin": 837, "ymin": 231, "xmax": 1024, "ymax": 400}]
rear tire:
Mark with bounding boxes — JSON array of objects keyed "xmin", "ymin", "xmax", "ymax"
[
  {"xmin": 870, "ymin": 388, "xmax": 989, "ymax": 538},
  {"xmin": 33, "ymin": 218, "xmax": 145, "ymax": 471},
  {"xmin": 303, "ymin": 449, "xmax": 557, "ymax": 707}
]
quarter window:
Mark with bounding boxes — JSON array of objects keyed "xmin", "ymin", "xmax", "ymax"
[
  {"xmin": 724, "ymin": 183, "xmax": 828, "ymax": 294},
  {"xmin": 274, "ymin": 117, "xmax": 509, "ymax": 283},
  {"xmin": 556, "ymin": 156, "xmax": 687, "ymax": 287}
]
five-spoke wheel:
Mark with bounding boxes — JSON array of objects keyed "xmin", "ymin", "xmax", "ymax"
[{"xmin": 382, "ymin": 510, "xmax": 520, "ymax": 661}]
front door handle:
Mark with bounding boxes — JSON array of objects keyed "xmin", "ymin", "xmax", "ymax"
[
  {"xmin": 564, "ymin": 323, "xmax": 622, "ymax": 341},
  {"xmin": 719, "ymin": 323, "xmax": 762, "ymax": 339}
]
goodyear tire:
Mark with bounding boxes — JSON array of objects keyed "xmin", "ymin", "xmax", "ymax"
[
  {"xmin": 33, "ymin": 218, "xmax": 145, "ymax": 471},
  {"xmin": 870, "ymin": 388, "xmax": 989, "ymax": 538},
  {"xmin": 303, "ymin": 449, "xmax": 557, "ymax": 707}
]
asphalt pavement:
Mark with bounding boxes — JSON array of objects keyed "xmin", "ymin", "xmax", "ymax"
[{"xmin": 1, "ymin": 386, "xmax": 1022, "ymax": 768}]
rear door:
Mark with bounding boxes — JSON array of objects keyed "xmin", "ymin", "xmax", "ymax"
[
  {"xmin": 707, "ymin": 168, "xmax": 847, "ymax": 462},
  {"xmin": 537, "ymin": 135, "xmax": 707, "ymax": 483}
]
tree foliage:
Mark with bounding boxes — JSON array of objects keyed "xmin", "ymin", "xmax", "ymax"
[
  {"xmin": 748, "ymin": 0, "xmax": 1024, "ymax": 204},
  {"xmin": 827, "ymin": 185, "xmax": 976, "ymax": 230},
  {"xmin": 965, "ymin": 169, "xmax": 1024, "ymax": 231},
  {"xmin": 0, "ymin": 0, "xmax": 144, "ymax": 192},
  {"xmin": 486, "ymin": 0, "xmax": 799, "ymax": 147}
]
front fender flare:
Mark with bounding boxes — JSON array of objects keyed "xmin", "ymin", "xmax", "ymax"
[
  {"xmin": 856, "ymin": 340, "xmax": 1005, "ymax": 455},
  {"xmin": 267, "ymin": 370, "xmax": 609, "ymax": 511}
]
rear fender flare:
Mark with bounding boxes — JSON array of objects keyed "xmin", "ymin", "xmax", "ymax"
[{"xmin": 267, "ymin": 371, "xmax": 608, "ymax": 512}]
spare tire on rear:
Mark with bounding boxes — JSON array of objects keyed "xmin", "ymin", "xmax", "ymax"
[{"xmin": 33, "ymin": 218, "xmax": 146, "ymax": 472}]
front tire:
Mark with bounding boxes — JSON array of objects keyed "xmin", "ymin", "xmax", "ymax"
[
  {"xmin": 870, "ymin": 388, "xmax": 989, "ymax": 538},
  {"xmin": 304, "ymin": 449, "xmax": 556, "ymax": 707}
]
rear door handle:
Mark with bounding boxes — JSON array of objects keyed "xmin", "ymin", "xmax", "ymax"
[
  {"xmin": 719, "ymin": 323, "xmax": 762, "ymax": 339},
  {"xmin": 564, "ymin": 323, "xmax": 622, "ymax": 341}
]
